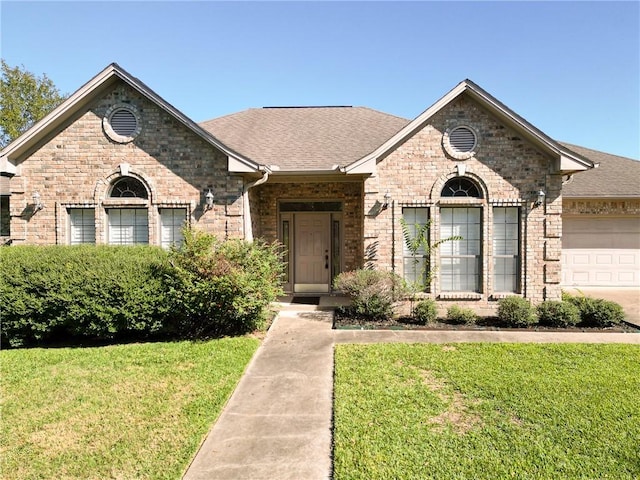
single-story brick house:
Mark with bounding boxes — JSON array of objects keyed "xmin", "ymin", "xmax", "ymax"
[{"xmin": 4, "ymin": 63, "xmax": 634, "ymax": 310}]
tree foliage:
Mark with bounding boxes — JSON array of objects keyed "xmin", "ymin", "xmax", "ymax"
[{"xmin": 0, "ymin": 60, "xmax": 66, "ymax": 147}]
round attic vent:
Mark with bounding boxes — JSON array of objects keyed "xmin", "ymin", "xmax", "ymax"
[
  {"xmin": 103, "ymin": 104, "xmax": 142, "ymax": 143},
  {"xmin": 443, "ymin": 125, "xmax": 478, "ymax": 159}
]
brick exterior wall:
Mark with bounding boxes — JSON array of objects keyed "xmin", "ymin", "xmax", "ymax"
[
  {"xmin": 364, "ymin": 95, "xmax": 563, "ymax": 310},
  {"xmin": 8, "ymin": 80, "xmax": 245, "ymax": 245}
]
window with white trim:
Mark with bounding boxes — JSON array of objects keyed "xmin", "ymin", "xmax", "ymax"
[
  {"xmin": 108, "ymin": 209, "xmax": 149, "ymax": 245},
  {"xmin": 493, "ymin": 207, "xmax": 520, "ymax": 292},
  {"xmin": 160, "ymin": 208, "xmax": 187, "ymax": 249},
  {"xmin": 402, "ymin": 207, "xmax": 429, "ymax": 286},
  {"xmin": 69, "ymin": 208, "xmax": 95, "ymax": 244},
  {"xmin": 440, "ymin": 207, "xmax": 481, "ymax": 292}
]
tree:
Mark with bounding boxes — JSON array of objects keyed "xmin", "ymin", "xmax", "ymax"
[{"xmin": 0, "ymin": 60, "xmax": 66, "ymax": 147}]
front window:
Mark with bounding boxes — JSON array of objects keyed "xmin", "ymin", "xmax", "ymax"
[
  {"xmin": 69, "ymin": 208, "xmax": 95, "ymax": 244},
  {"xmin": 160, "ymin": 208, "xmax": 187, "ymax": 249},
  {"xmin": 402, "ymin": 207, "xmax": 429, "ymax": 286},
  {"xmin": 108, "ymin": 209, "xmax": 148, "ymax": 245},
  {"xmin": 493, "ymin": 207, "xmax": 520, "ymax": 292},
  {"xmin": 440, "ymin": 207, "xmax": 481, "ymax": 292}
]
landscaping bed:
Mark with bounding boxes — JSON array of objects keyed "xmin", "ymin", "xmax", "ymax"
[{"xmin": 333, "ymin": 310, "xmax": 640, "ymax": 332}]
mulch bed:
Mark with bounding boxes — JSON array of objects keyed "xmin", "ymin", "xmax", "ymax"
[{"xmin": 333, "ymin": 311, "xmax": 640, "ymax": 333}]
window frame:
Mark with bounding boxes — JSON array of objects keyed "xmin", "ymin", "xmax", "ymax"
[
  {"xmin": 107, "ymin": 208, "xmax": 149, "ymax": 245},
  {"xmin": 439, "ymin": 206, "xmax": 482, "ymax": 293},
  {"xmin": 401, "ymin": 207, "xmax": 430, "ymax": 288},
  {"xmin": 68, "ymin": 208, "xmax": 96, "ymax": 245},
  {"xmin": 492, "ymin": 206, "xmax": 521, "ymax": 293}
]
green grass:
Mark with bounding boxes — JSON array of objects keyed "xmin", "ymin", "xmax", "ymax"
[
  {"xmin": 334, "ymin": 343, "xmax": 640, "ymax": 480},
  {"xmin": 0, "ymin": 338, "xmax": 259, "ymax": 480}
]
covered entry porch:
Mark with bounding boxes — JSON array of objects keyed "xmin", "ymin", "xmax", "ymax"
[{"xmin": 249, "ymin": 179, "xmax": 364, "ymax": 294}]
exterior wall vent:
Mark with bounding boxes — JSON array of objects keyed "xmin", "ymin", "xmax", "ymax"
[
  {"xmin": 449, "ymin": 126, "xmax": 477, "ymax": 152},
  {"xmin": 443, "ymin": 125, "xmax": 479, "ymax": 160},
  {"xmin": 103, "ymin": 104, "xmax": 142, "ymax": 143}
]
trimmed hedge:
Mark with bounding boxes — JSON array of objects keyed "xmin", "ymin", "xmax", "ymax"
[
  {"xmin": 413, "ymin": 299, "xmax": 438, "ymax": 325},
  {"xmin": 0, "ymin": 245, "xmax": 170, "ymax": 347},
  {"xmin": 497, "ymin": 296, "xmax": 537, "ymax": 327},
  {"xmin": 537, "ymin": 300, "xmax": 580, "ymax": 328},
  {"xmin": 563, "ymin": 292, "xmax": 625, "ymax": 327},
  {"xmin": 446, "ymin": 305, "xmax": 478, "ymax": 325},
  {"xmin": 1, "ymin": 231, "xmax": 285, "ymax": 347}
]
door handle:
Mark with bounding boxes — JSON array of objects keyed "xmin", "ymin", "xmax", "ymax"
[{"xmin": 325, "ymin": 254, "xmax": 329, "ymax": 269}]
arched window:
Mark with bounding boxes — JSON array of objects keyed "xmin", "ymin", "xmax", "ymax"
[
  {"xmin": 441, "ymin": 177, "xmax": 482, "ymax": 198},
  {"xmin": 107, "ymin": 177, "xmax": 149, "ymax": 245},
  {"xmin": 110, "ymin": 177, "xmax": 148, "ymax": 199}
]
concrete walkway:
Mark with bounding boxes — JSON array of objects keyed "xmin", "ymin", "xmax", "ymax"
[{"xmin": 183, "ymin": 301, "xmax": 639, "ymax": 480}]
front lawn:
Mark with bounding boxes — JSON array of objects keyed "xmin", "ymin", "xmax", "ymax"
[
  {"xmin": 0, "ymin": 338, "xmax": 259, "ymax": 479},
  {"xmin": 334, "ymin": 343, "xmax": 640, "ymax": 479}
]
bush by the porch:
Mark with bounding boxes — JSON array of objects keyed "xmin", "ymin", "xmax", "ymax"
[
  {"xmin": 333, "ymin": 269, "xmax": 407, "ymax": 319},
  {"xmin": 164, "ymin": 229, "xmax": 284, "ymax": 338},
  {"xmin": 563, "ymin": 292, "xmax": 625, "ymax": 327}
]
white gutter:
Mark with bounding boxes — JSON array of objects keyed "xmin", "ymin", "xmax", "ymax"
[{"xmin": 243, "ymin": 170, "xmax": 270, "ymax": 241}]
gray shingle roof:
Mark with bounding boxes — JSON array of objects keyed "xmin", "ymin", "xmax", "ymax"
[
  {"xmin": 200, "ymin": 107, "xmax": 409, "ymax": 171},
  {"xmin": 561, "ymin": 143, "xmax": 640, "ymax": 198}
]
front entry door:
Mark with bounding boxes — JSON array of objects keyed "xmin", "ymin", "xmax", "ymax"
[{"xmin": 294, "ymin": 213, "xmax": 331, "ymax": 293}]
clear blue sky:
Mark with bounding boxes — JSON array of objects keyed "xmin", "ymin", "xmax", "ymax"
[{"xmin": 2, "ymin": 1, "xmax": 639, "ymax": 159}]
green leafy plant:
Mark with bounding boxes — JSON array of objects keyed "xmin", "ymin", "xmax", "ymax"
[
  {"xmin": 413, "ymin": 299, "xmax": 438, "ymax": 325},
  {"xmin": 446, "ymin": 304, "xmax": 478, "ymax": 325},
  {"xmin": 497, "ymin": 296, "xmax": 537, "ymax": 327},
  {"xmin": 564, "ymin": 292, "xmax": 625, "ymax": 327},
  {"xmin": 537, "ymin": 300, "xmax": 580, "ymax": 327},
  {"xmin": 333, "ymin": 269, "xmax": 407, "ymax": 320},
  {"xmin": 0, "ymin": 245, "xmax": 170, "ymax": 347},
  {"xmin": 165, "ymin": 228, "xmax": 284, "ymax": 338},
  {"xmin": 399, "ymin": 218, "xmax": 461, "ymax": 312}
]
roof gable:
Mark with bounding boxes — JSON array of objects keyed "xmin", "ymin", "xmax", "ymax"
[
  {"xmin": 345, "ymin": 79, "xmax": 594, "ymax": 174},
  {"xmin": 0, "ymin": 63, "xmax": 261, "ymax": 173}
]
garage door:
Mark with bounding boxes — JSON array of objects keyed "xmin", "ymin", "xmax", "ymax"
[{"xmin": 562, "ymin": 217, "xmax": 640, "ymax": 286}]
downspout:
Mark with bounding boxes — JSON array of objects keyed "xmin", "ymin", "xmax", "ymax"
[{"xmin": 243, "ymin": 169, "xmax": 269, "ymax": 242}]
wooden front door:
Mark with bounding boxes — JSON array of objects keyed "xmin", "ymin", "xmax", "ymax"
[{"xmin": 294, "ymin": 213, "xmax": 331, "ymax": 293}]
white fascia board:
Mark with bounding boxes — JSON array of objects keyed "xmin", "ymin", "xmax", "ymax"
[
  {"xmin": 345, "ymin": 157, "xmax": 377, "ymax": 174},
  {"xmin": 560, "ymin": 154, "xmax": 590, "ymax": 172},
  {"xmin": 0, "ymin": 156, "xmax": 17, "ymax": 176},
  {"xmin": 0, "ymin": 64, "xmax": 120, "ymax": 161},
  {"xmin": 345, "ymin": 82, "xmax": 467, "ymax": 174},
  {"xmin": 1, "ymin": 63, "xmax": 261, "ymax": 173},
  {"xmin": 228, "ymin": 156, "xmax": 261, "ymax": 173}
]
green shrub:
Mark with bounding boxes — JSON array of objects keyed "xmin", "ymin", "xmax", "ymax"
[
  {"xmin": 537, "ymin": 300, "xmax": 580, "ymax": 327},
  {"xmin": 564, "ymin": 294, "xmax": 625, "ymax": 327},
  {"xmin": 446, "ymin": 305, "xmax": 478, "ymax": 325},
  {"xmin": 0, "ymin": 245, "xmax": 170, "ymax": 347},
  {"xmin": 164, "ymin": 229, "xmax": 284, "ymax": 338},
  {"xmin": 333, "ymin": 269, "xmax": 407, "ymax": 320},
  {"xmin": 413, "ymin": 299, "xmax": 438, "ymax": 325},
  {"xmin": 497, "ymin": 296, "xmax": 537, "ymax": 327}
]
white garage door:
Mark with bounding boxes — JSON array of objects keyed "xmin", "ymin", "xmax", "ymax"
[{"xmin": 562, "ymin": 216, "xmax": 640, "ymax": 287}]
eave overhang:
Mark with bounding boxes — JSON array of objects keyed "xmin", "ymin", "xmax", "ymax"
[
  {"xmin": 0, "ymin": 63, "xmax": 263, "ymax": 174},
  {"xmin": 343, "ymin": 79, "xmax": 594, "ymax": 175}
]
